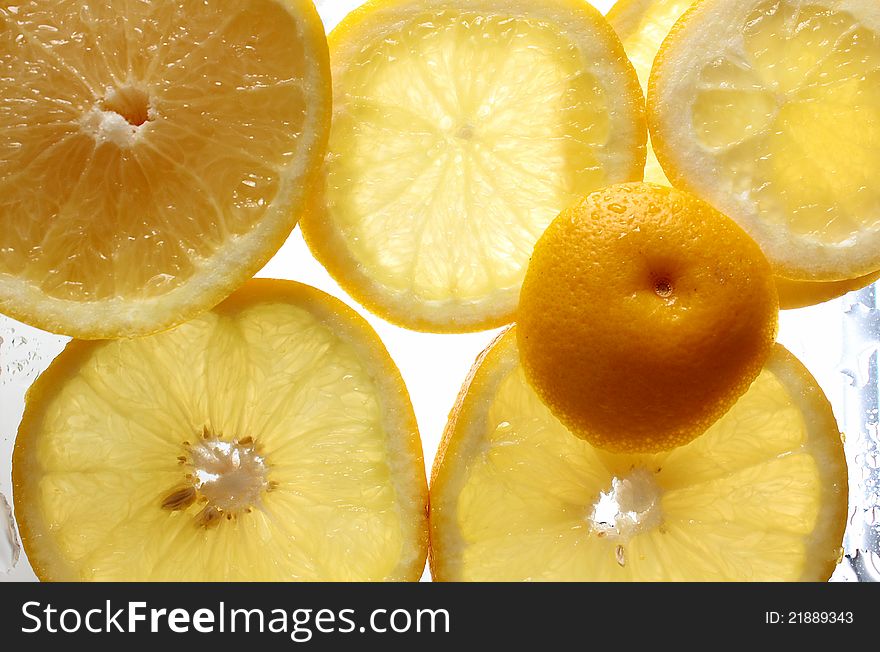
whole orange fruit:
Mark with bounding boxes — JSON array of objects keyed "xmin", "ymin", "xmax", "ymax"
[{"xmin": 517, "ymin": 183, "xmax": 778, "ymax": 453}]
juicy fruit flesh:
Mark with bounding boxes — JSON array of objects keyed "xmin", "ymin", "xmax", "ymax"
[
  {"xmin": 432, "ymin": 332, "xmax": 847, "ymax": 581},
  {"xmin": 308, "ymin": 0, "xmax": 646, "ymax": 330},
  {"xmin": 0, "ymin": 0, "xmax": 315, "ymax": 303},
  {"xmin": 610, "ymin": 0, "xmax": 880, "ymax": 305},
  {"xmin": 14, "ymin": 283, "xmax": 426, "ymax": 581},
  {"xmin": 609, "ymin": 0, "xmax": 693, "ymax": 184},
  {"xmin": 329, "ymin": 12, "xmax": 613, "ymax": 301},
  {"xmin": 686, "ymin": 0, "xmax": 880, "ymax": 245}
]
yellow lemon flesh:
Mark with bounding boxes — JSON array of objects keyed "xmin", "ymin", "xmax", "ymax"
[
  {"xmin": 14, "ymin": 279, "xmax": 428, "ymax": 581},
  {"xmin": 302, "ymin": 0, "xmax": 646, "ymax": 332},
  {"xmin": 609, "ymin": 0, "xmax": 879, "ymax": 306},
  {"xmin": 607, "ymin": 0, "xmax": 693, "ymax": 185},
  {"xmin": 649, "ymin": 0, "xmax": 880, "ymax": 282},
  {"xmin": 0, "ymin": 0, "xmax": 331, "ymax": 338},
  {"xmin": 430, "ymin": 329, "xmax": 847, "ymax": 581}
]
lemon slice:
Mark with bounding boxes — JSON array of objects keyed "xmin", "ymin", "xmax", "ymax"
[
  {"xmin": 777, "ymin": 269, "xmax": 880, "ymax": 310},
  {"xmin": 301, "ymin": 0, "xmax": 646, "ymax": 332},
  {"xmin": 648, "ymin": 0, "xmax": 880, "ymax": 282},
  {"xmin": 430, "ymin": 329, "xmax": 847, "ymax": 581},
  {"xmin": 607, "ymin": 0, "xmax": 692, "ymax": 185},
  {"xmin": 0, "ymin": 1, "xmax": 331, "ymax": 338},
  {"xmin": 609, "ymin": 0, "xmax": 880, "ymax": 306},
  {"xmin": 14, "ymin": 279, "xmax": 427, "ymax": 581}
]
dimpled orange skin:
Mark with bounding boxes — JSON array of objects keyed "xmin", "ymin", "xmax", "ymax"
[{"xmin": 517, "ymin": 183, "xmax": 779, "ymax": 453}]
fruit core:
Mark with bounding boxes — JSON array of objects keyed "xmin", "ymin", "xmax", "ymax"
[
  {"xmin": 589, "ymin": 467, "xmax": 663, "ymax": 548},
  {"xmin": 455, "ymin": 122, "xmax": 476, "ymax": 141},
  {"xmin": 81, "ymin": 84, "xmax": 155, "ymax": 146},
  {"xmin": 162, "ymin": 430, "xmax": 274, "ymax": 528},
  {"xmin": 102, "ymin": 85, "xmax": 152, "ymax": 126}
]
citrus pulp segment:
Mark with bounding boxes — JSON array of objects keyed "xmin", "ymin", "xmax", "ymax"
[
  {"xmin": 430, "ymin": 329, "xmax": 848, "ymax": 581},
  {"xmin": 301, "ymin": 0, "xmax": 646, "ymax": 332},
  {"xmin": 0, "ymin": 0, "xmax": 331, "ymax": 338},
  {"xmin": 13, "ymin": 279, "xmax": 428, "ymax": 581},
  {"xmin": 517, "ymin": 183, "xmax": 779, "ymax": 453},
  {"xmin": 648, "ymin": 0, "xmax": 880, "ymax": 282}
]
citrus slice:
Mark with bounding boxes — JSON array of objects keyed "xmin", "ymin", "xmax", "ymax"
[
  {"xmin": 0, "ymin": 1, "xmax": 331, "ymax": 338},
  {"xmin": 648, "ymin": 0, "xmax": 880, "ymax": 282},
  {"xmin": 517, "ymin": 183, "xmax": 778, "ymax": 453},
  {"xmin": 301, "ymin": 0, "xmax": 646, "ymax": 332},
  {"xmin": 430, "ymin": 329, "xmax": 848, "ymax": 581},
  {"xmin": 13, "ymin": 279, "xmax": 428, "ymax": 581},
  {"xmin": 609, "ymin": 0, "xmax": 880, "ymax": 307},
  {"xmin": 776, "ymin": 270, "xmax": 880, "ymax": 310},
  {"xmin": 607, "ymin": 0, "xmax": 692, "ymax": 185}
]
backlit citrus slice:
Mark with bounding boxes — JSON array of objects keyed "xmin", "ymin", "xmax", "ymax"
[
  {"xmin": 609, "ymin": 0, "xmax": 880, "ymax": 307},
  {"xmin": 607, "ymin": 0, "xmax": 692, "ymax": 184},
  {"xmin": 0, "ymin": 1, "xmax": 331, "ymax": 338},
  {"xmin": 648, "ymin": 0, "xmax": 880, "ymax": 282},
  {"xmin": 430, "ymin": 329, "xmax": 848, "ymax": 581},
  {"xmin": 776, "ymin": 270, "xmax": 880, "ymax": 310},
  {"xmin": 301, "ymin": 0, "xmax": 646, "ymax": 332},
  {"xmin": 14, "ymin": 279, "xmax": 428, "ymax": 581}
]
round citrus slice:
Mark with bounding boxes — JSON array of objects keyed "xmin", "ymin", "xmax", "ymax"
[
  {"xmin": 0, "ymin": 1, "xmax": 331, "ymax": 338},
  {"xmin": 13, "ymin": 279, "xmax": 427, "ymax": 581},
  {"xmin": 301, "ymin": 0, "xmax": 646, "ymax": 332},
  {"xmin": 648, "ymin": 0, "xmax": 880, "ymax": 282},
  {"xmin": 430, "ymin": 329, "xmax": 848, "ymax": 581},
  {"xmin": 609, "ymin": 0, "xmax": 880, "ymax": 307}
]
